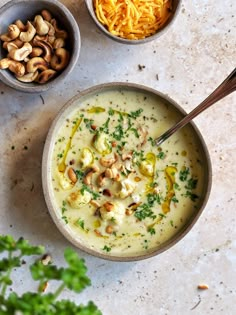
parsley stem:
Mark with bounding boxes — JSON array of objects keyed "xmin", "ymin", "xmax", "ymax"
[
  {"xmin": 53, "ymin": 283, "xmax": 66, "ymax": 300},
  {"xmin": 1, "ymin": 251, "xmax": 13, "ymax": 297}
]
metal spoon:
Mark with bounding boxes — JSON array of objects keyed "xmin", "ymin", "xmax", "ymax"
[{"xmin": 155, "ymin": 68, "xmax": 236, "ymax": 146}]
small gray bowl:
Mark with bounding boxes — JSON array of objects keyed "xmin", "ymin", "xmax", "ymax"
[
  {"xmin": 85, "ymin": 0, "xmax": 181, "ymax": 44},
  {"xmin": 0, "ymin": 0, "xmax": 81, "ymax": 93}
]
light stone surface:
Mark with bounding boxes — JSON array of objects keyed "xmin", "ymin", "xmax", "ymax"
[{"xmin": 0, "ymin": 0, "xmax": 235, "ymax": 314}]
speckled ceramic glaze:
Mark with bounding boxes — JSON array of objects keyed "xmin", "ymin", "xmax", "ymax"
[
  {"xmin": 85, "ymin": 0, "xmax": 181, "ymax": 44},
  {"xmin": 0, "ymin": 0, "xmax": 81, "ymax": 93},
  {"xmin": 42, "ymin": 82, "xmax": 212, "ymax": 261}
]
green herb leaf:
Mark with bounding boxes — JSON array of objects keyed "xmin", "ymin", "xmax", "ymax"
[
  {"xmin": 156, "ymin": 151, "xmax": 166, "ymax": 160},
  {"xmin": 102, "ymin": 245, "xmax": 111, "ymax": 252},
  {"xmin": 75, "ymin": 169, "xmax": 84, "ymax": 181},
  {"xmin": 128, "ymin": 108, "xmax": 143, "ymax": 119},
  {"xmin": 179, "ymin": 167, "xmax": 190, "ymax": 181},
  {"xmin": 62, "ymin": 248, "xmax": 91, "ymax": 293},
  {"xmin": 81, "ymin": 184, "xmax": 101, "ymax": 200},
  {"xmin": 112, "ymin": 124, "xmax": 124, "ymax": 141},
  {"xmin": 148, "ymin": 227, "xmax": 156, "ymax": 235},
  {"xmin": 135, "ymin": 203, "xmax": 156, "ymax": 221},
  {"xmin": 185, "ymin": 177, "xmax": 198, "ymax": 190}
]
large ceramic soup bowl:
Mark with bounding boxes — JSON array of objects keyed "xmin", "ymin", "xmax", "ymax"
[{"xmin": 42, "ymin": 83, "xmax": 212, "ymax": 261}]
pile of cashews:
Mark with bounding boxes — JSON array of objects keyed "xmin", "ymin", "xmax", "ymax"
[{"xmin": 0, "ymin": 9, "xmax": 70, "ymax": 84}]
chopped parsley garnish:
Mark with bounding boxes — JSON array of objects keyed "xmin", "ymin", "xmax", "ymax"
[
  {"xmin": 148, "ymin": 137, "xmax": 156, "ymax": 146},
  {"xmin": 157, "ymin": 151, "xmax": 166, "ymax": 160},
  {"xmin": 75, "ymin": 170, "xmax": 84, "ymax": 181},
  {"xmin": 108, "ymin": 108, "xmax": 114, "ymax": 116},
  {"xmin": 102, "ymin": 245, "xmax": 111, "ymax": 252},
  {"xmin": 170, "ymin": 220, "xmax": 174, "ymax": 227},
  {"xmin": 184, "ymin": 191, "xmax": 199, "ymax": 202},
  {"xmin": 83, "ymin": 118, "xmax": 95, "ymax": 132},
  {"xmin": 62, "ymin": 200, "xmax": 67, "ymax": 214},
  {"xmin": 128, "ymin": 108, "xmax": 143, "ymax": 119},
  {"xmin": 130, "ymin": 128, "xmax": 139, "ymax": 138},
  {"xmin": 61, "ymin": 215, "xmax": 68, "ymax": 224},
  {"xmin": 179, "ymin": 167, "xmax": 190, "ymax": 181},
  {"xmin": 148, "ymin": 227, "xmax": 156, "ymax": 235},
  {"xmin": 75, "ymin": 218, "xmax": 85, "ymax": 229},
  {"xmin": 133, "ymin": 150, "xmax": 145, "ymax": 160},
  {"xmin": 173, "ymin": 182, "xmax": 181, "ymax": 191},
  {"xmin": 112, "ymin": 124, "xmax": 124, "ymax": 140},
  {"xmin": 185, "ymin": 177, "xmax": 198, "ymax": 190},
  {"xmin": 171, "ymin": 196, "xmax": 179, "ymax": 203},
  {"xmin": 81, "ymin": 184, "xmax": 100, "ymax": 200},
  {"xmin": 99, "ymin": 117, "xmax": 110, "ymax": 134},
  {"xmin": 135, "ymin": 203, "xmax": 157, "ymax": 221},
  {"xmin": 147, "ymin": 193, "xmax": 161, "ymax": 205},
  {"xmin": 118, "ymin": 112, "xmax": 124, "ymax": 122}
]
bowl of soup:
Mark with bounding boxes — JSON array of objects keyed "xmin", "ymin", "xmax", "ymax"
[{"xmin": 42, "ymin": 83, "xmax": 212, "ymax": 261}]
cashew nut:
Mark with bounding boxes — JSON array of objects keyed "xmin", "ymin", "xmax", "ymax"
[
  {"xmin": 53, "ymin": 38, "xmax": 65, "ymax": 49},
  {"xmin": 15, "ymin": 20, "xmax": 26, "ymax": 31},
  {"xmin": 83, "ymin": 166, "xmax": 99, "ymax": 186},
  {"xmin": 103, "ymin": 201, "xmax": 114, "ymax": 212},
  {"xmin": 26, "ymin": 57, "xmax": 48, "ymax": 73},
  {"xmin": 50, "ymin": 48, "xmax": 69, "ymax": 71},
  {"xmin": 121, "ymin": 152, "xmax": 133, "ymax": 161},
  {"xmin": 37, "ymin": 69, "xmax": 56, "ymax": 83},
  {"xmin": 139, "ymin": 126, "xmax": 148, "ymax": 147},
  {"xmin": 41, "ymin": 9, "xmax": 53, "ymax": 22},
  {"xmin": 3, "ymin": 39, "xmax": 24, "ymax": 50},
  {"xmin": 100, "ymin": 154, "xmax": 118, "ymax": 168},
  {"xmin": 0, "ymin": 24, "xmax": 20, "ymax": 42},
  {"xmin": 34, "ymin": 15, "xmax": 49, "ymax": 36},
  {"xmin": 105, "ymin": 167, "xmax": 120, "ymax": 180},
  {"xmin": 51, "ymin": 19, "xmax": 68, "ymax": 39},
  {"xmin": 33, "ymin": 39, "xmax": 52, "ymax": 62},
  {"xmin": 0, "ymin": 58, "xmax": 25, "ymax": 76},
  {"xmin": 97, "ymin": 171, "xmax": 106, "ymax": 187},
  {"xmin": 33, "ymin": 34, "xmax": 48, "ymax": 42},
  {"xmin": 45, "ymin": 21, "xmax": 55, "ymax": 36},
  {"xmin": 90, "ymin": 200, "xmax": 101, "ymax": 208},
  {"xmin": 19, "ymin": 21, "xmax": 36, "ymax": 42},
  {"xmin": 67, "ymin": 167, "xmax": 77, "ymax": 183},
  {"xmin": 15, "ymin": 70, "xmax": 38, "ymax": 82},
  {"xmin": 5, "ymin": 42, "xmax": 18, "ymax": 52},
  {"xmin": 47, "ymin": 35, "xmax": 56, "ymax": 45},
  {"xmin": 30, "ymin": 47, "xmax": 44, "ymax": 58},
  {"xmin": 8, "ymin": 42, "xmax": 32, "ymax": 61}
]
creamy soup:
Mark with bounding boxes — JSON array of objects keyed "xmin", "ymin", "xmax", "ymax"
[{"xmin": 50, "ymin": 88, "xmax": 205, "ymax": 257}]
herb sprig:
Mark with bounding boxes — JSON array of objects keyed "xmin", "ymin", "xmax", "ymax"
[{"xmin": 0, "ymin": 235, "xmax": 101, "ymax": 315}]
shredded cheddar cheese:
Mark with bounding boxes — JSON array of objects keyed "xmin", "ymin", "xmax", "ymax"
[{"xmin": 94, "ymin": 0, "xmax": 173, "ymax": 40}]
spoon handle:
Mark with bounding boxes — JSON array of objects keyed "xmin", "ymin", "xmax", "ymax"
[{"xmin": 155, "ymin": 68, "xmax": 236, "ymax": 146}]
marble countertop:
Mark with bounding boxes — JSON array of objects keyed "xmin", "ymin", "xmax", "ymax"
[{"xmin": 0, "ymin": 0, "xmax": 235, "ymax": 314}]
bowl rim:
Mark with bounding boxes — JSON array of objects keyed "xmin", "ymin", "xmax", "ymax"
[
  {"xmin": 84, "ymin": 0, "xmax": 182, "ymax": 45},
  {"xmin": 0, "ymin": 0, "xmax": 81, "ymax": 93},
  {"xmin": 42, "ymin": 82, "xmax": 212, "ymax": 262}
]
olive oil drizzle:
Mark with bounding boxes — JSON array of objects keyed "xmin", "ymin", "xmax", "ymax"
[{"xmin": 58, "ymin": 118, "xmax": 82, "ymax": 172}]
